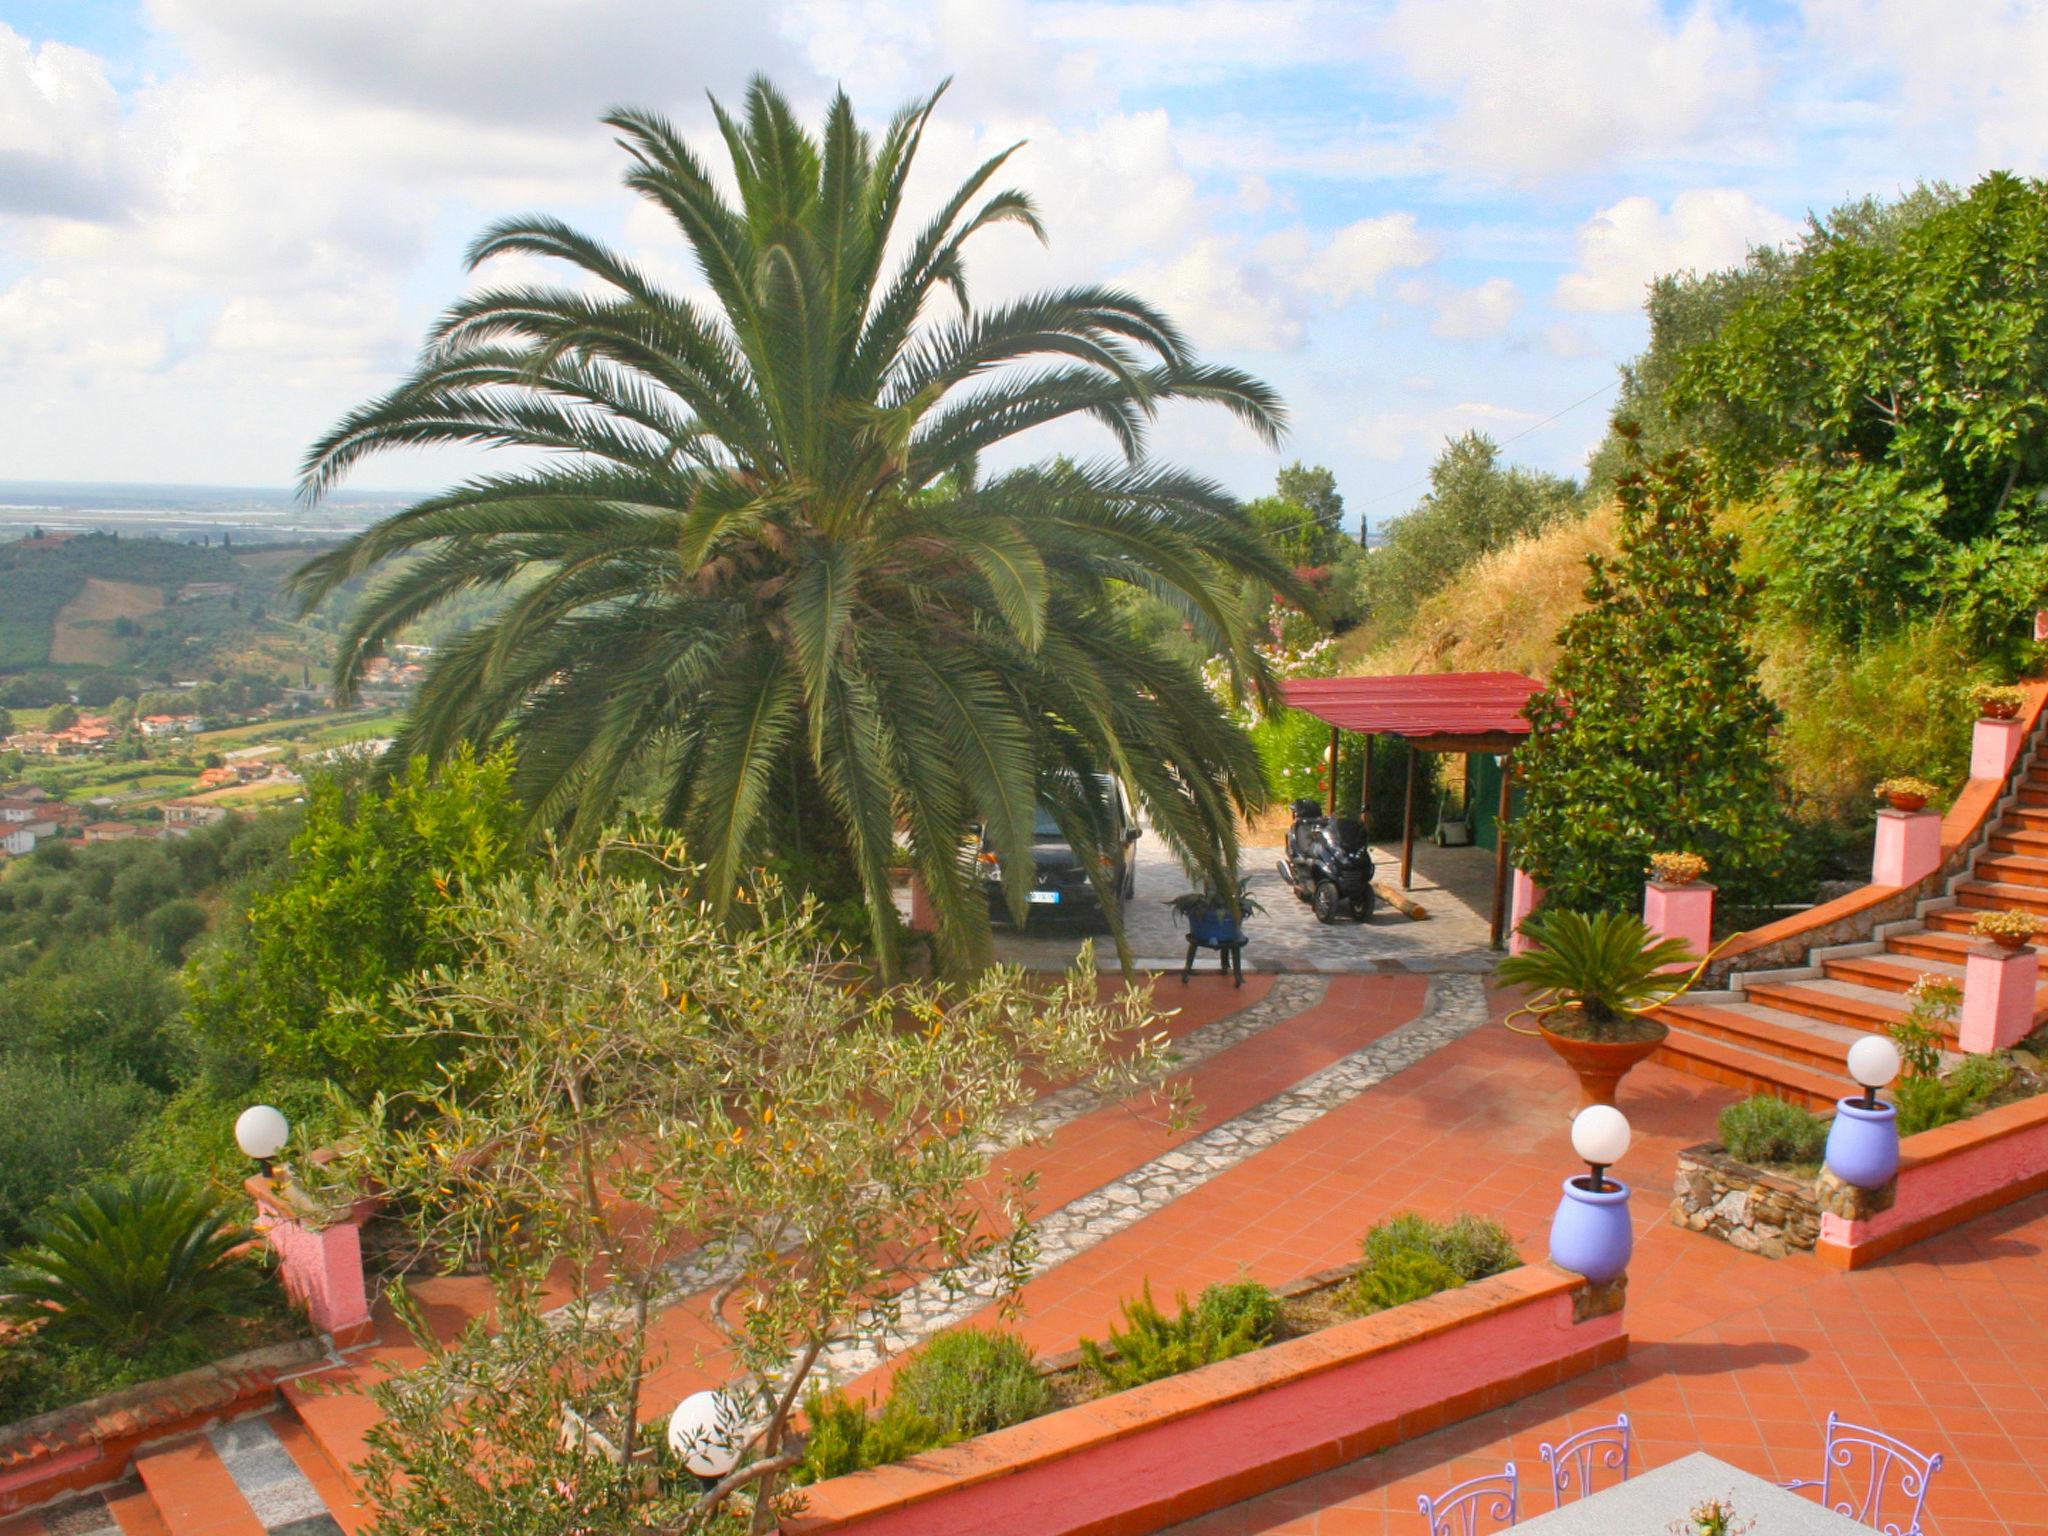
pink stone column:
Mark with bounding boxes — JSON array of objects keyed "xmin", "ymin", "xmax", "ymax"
[
  {"xmin": 1960, "ymin": 943, "xmax": 2039, "ymax": 1054},
  {"xmin": 1643, "ymin": 880, "xmax": 1714, "ymax": 971},
  {"xmin": 2035, "ymin": 609, "xmax": 2048, "ymax": 643},
  {"xmin": 908, "ymin": 875, "xmax": 936, "ymax": 933},
  {"xmin": 1971, "ymin": 716, "xmax": 2028, "ymax": 780},
  {"xmin": 1508, "ymin": 869, "xmax": 1543, "ymax": 955},
  {"xmin": 1872, "ymin": 808, "xmax": 1941, "ymax": 888},
  {"xmin": 248, "ymin": 1178, "xmax": 373, "ymax": 1342}
]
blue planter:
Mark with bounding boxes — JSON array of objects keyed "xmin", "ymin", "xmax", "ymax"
[
  {"xmin": 1824, "ymin": 1098, "xmax": 1899, "ymax": 1189},
  {"xmin": 1188, "ymin": 911, "xmax": 1246, "ymax": 946},
  {"xmin": 1548, "ymin": 1176, "xmax": 1632, "ymax": 1282}
]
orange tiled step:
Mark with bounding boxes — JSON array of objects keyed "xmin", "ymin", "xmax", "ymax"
[
  {"xmin": 1989, "ymin": 826, "xmax": 2048, "ymax": 856},
  {"xmin": 1955, "ymin": 878, "xmax": 2048, "ymax": 915},
  {"xmin": 134, "ymin": 1435, "xmax": 265, "ymax": 1536},
  {"xmin": 1741, "ymin": 978, "xmax": 1916, "ymax": 1033},
  {"xmin": 1999, "ymin": 803, "xmax": 2048, "ymax": 832},
  {"xmin": 2018, "ymin": 784, "xmax": 2048, "ymax": 807},
  {"xmin": 104, "ymin": 1480, "xmax": 174, "ymax": 1536},
  {"xmin": 1969, "ymin": 852, "xmax": 2048, "ymax": 890},
  {"xmin": 1823, "ymin": 952, "xmax": 1963, "ymax": 994},
  {"xmin": 1923, "ymin": 907, "xmax": 2048, "ymax": 944},
  {"xmin": 1655, "ymin": 1000, "xmax": 1857, "ymax": 1074},
  {"xmin": 1650, "ymin": 1025, "xmax": 1841, "ymax": 1111}
]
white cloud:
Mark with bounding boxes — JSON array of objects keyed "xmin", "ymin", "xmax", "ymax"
[
  {"xmin": 1802, "ymin": 1, "xmax": 2048, "ymax": 174},
  {"xmin": 1381, "ymin": 0, "xmax": 1766, "ymax": 179},
  {"xmin": 1555, "ymin": 189, "xmax": 1800, "ymax": 313},
  {"xmin": 1123, "ymin": 237, "xmax": 1304, "ymax": 352},
  {"xmin": 1294, "ymin": 213, "xmax": 1438, "ymax": 304},
  {"xmin": 0, "ymin": 30, "xmax": 130, "ymax": 218},
  {"xmin": 1347, "ymin": 401, "xmax": 1539, "ymax": 461},
  {"xmin": 1428, "ymin": 277, "xmax": 1520, "ymax": 339}
]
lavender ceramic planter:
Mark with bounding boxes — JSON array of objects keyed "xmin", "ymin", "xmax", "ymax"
[
  {"xmin": 1824, "ymin": 1098, "xmax": 1899, "ymax": 1189},
  {"xmin": 1548, "ymin": 1176, "xmax": 1632, "ymax": 1283}
]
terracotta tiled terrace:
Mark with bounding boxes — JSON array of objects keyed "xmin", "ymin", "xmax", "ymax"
[{"xmin": 7, "ymin": 971, "xmax": 2044, "ymax": 1536}]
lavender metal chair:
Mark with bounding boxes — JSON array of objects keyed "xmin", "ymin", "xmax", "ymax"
[
  {"xmin": 1417, "ymin": 1462, "xmax": 1518, "ymax": 1535},
  {"xmin": 1538, "ymin": 1413, "xmax": 1632, "ymax": 1507},
  {"xmin": 1783, "ymin": 1411, "xmax": 1943, "ymax": 1535}
]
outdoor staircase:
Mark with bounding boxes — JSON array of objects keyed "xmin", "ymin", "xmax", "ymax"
[{"xmin": 1654, "ymin": 749, "xmax": 2048, "ymax": 1109}]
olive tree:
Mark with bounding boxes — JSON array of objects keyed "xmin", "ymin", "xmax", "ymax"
[{"xmin": 343, "ymin": 840, "xmax": 1179, "ymax": 1535}]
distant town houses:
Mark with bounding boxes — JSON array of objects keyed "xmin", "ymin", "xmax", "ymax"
[
  {"xmin": 161, "ymin": 798, "xmax": 231, "ymax": 833},
  {"xmin": 84, "ymin": 820, "xmax": 161, "ymax": 844},
  {"xmin": 138, "ymin": 713, "xmax": 201, "ymax": 737},
  {"xmin": 1, "ymin": 714, "xmax": 119, "ymax": 755},
  {"xmin": 360, "ymin": 654, "xmax": 426, "ymax": 689}
]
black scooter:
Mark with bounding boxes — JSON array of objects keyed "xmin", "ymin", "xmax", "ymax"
[{"xmin": 1277, "ymin": 798, "xmax": 1376, "ymax": 924}]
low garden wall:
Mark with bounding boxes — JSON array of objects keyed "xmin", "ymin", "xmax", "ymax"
[
  {"xmin": 782, "ymin": 1263, "xmax": 1626, "ymax": 1536},
  {"xmin": 1669, "ymin": 1145, "xmax": 1820, "ymax": 1258},
  {"xmin": 1815, "ymin": 1094, "xmax": 2048, "ymax": 1269},
  {"xmin": 0, "ymin": 1336, "xmax": 325, "ymax": 1516}
]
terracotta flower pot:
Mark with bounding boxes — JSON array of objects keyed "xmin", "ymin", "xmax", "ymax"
[
  {"xmin": 1989, "ymin": 931, "xmax": 2033, "ymax": 952},
  {"xmin": 1536, "ymin": 1009, "xmax": 1669, "ymax": 1108},
  {"xmin": 1981, "ymin": 700, "xmax": 2021, "ymax": 721},
  {"xmin": 1885, "ymin": 791, "xmax": 1929, "ymax": 813}
]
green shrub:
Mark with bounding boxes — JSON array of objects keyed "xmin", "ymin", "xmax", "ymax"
[
  {"xmin": 1348, "ymin": 1211, "xmax": 1521, "ymax": 1316},
  {"xmin": 1349, "ymin": 1248, "xmax": 1465, "ymax": 1314},
  {"xmin": 889, "ymin": 1328, "xmax": 1051, "ymax": 1441},
  {"xmin": 0, "ymin": 1174, "xmax": 273, "ymax": 1357},
  {"xmin": 1079, "ymin": 1277, "xmax": 1279, "ymax": 1391},
  {"xmin": 1718, "ymin": 1095, "xmax": 1829, "ymax": 1166},
  {"xmin": 794, "ymin": 1389, "xmax": 943, "ymax": 1484},
  {"xmin": 0, "ymin": 1056, "xmax": 158, "ymax": 1246},
  {"xmin": 1894, "ymin": 1053, "xmax": 2012, "ymax": 1137}
]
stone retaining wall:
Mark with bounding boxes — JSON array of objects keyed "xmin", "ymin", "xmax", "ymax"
[{"xmin": 1669, "ymin": 1144, "xmax": 1821, "ymax": 1259}]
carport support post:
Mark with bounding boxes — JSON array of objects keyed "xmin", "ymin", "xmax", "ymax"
[
  {"xmin": 1326, "ymin": 727, "xmax": 1340, "ymax": 812},
  {"xmin": 1400, "ymin": 747, "xmax": 1417, "ymax": 889},
  {"xmin": 1357, "ymin": 734, "xmax": 1371, "ymax": 819},
  {"xmin": 1490, "ymin": 755, "xmax": 1512, "ymax": 948}
]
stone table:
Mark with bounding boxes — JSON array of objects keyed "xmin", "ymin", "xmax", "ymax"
[{"xmin": 1514, "ymin": 1453, "xmax": 1872, "ymax": 1534}]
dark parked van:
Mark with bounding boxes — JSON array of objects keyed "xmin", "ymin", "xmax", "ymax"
[{"xmin": 977, "ymin": 780, "xmax": 1140, "ymax": 929}]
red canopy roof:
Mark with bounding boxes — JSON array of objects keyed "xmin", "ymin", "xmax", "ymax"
[{"xmin": 1280, "ymin": 671, "xmax": 1541, "ymax": 743}]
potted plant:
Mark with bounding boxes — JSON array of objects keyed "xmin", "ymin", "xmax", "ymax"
[
  {"xmin": 1973, "ymin": 683, "xmax": 2027, "ymax": 721},
  {"xmin": 1970, "ymin": 909, "xmax": 2041, "ymax": 952},
  {"xmin": 1873, "ymin": 775, "xmax": 1940, "ymax": 814},
  {"xmin": 1646, "ymin": 851, "xmax": 1709, "ymax": 887},
  {"xmin": 1496, "ymin": 909, "xmax": 1701, "ymax": 1107},
  {"xmin": 1166, "ymin": 879, "xmax": 1261, "ymax": 946}
]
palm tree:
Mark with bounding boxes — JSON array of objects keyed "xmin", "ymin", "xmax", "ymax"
[{"xmin": 291, "ymin": 77, "xmax": 1304, "ymax": 973}]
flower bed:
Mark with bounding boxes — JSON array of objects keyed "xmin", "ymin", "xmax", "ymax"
[
  {"xmin": 781, "ymin": 1262, "xmax": 1626, "ymax": 1536},
  {"xmin": 1816, "ymin": 1091, "xmax": 2048, "ymax": 1268},
  {"xmin": 1669, "ymin": 1144, "xmax": 1821, "ymax": 1259}
]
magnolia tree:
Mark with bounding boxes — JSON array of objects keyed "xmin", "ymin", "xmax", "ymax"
[{"xmin": 340, "ymin": 841, "xmax": 1179, "ymax": 1536}]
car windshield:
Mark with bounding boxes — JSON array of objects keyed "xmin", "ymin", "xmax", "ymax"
[{"xmin": 1032, "ymin": 806, "xmax": 1065, "ymax": 839}]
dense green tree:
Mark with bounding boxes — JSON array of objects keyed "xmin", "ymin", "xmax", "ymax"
[
  {"xmin": 44, "ymin": 704, "xmax": 77, "ymax": 732},
  {"xmin": 1276, "ymin": 461, "xmax": 1344, "ymax": 538},
  {"xmin": 290, "ymin": 79, "xmax": 1298, "ymax": 973},
  {"xmin": 1360, "ymin": 432, "xmax": 1576, "ymax": 636},
  {"xmin": 1513, "ymin": 437, "xmax": 1787, "ymax": 915},
  {"xmin": 0, "ymin": 938, "xmax": 187, "ymax": 1092},
  {"xmin": 183, "ymin": 750, "xmax": 524, "ymax": 1095},
  {"xmin": 1668, "ymin": 174, "xmax": 2048, "ymax": 645}
]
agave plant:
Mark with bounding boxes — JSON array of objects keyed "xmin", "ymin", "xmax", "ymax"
[
  {"xmin": 0, "ymin": 1174, "xmax": 272, "ymax": 1357},
  {"xmin": 1495, "ymin": 909, "xmax": 1701, "ymax": 1041},
  {"xmin": 289, "ymin": 77, "xmax": 1303, "ymax": 974}
]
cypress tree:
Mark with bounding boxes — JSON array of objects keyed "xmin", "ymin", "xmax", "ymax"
[{"xmin": 1514, "ymin": 430, "xmax": 1786, "ymax": 916}]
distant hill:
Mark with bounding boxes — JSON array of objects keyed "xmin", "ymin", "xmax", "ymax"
[{"xmin": 0, "ymin": 531, "xmax": 338, "ymax": 681}]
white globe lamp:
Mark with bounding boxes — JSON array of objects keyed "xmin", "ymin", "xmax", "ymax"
[
  {"xmin": 1569, "ymin": 1104, "xmax": 1631, "ymax": 1192},
  {"xmin": 235, "ymin": 1104, "xmax": 290, "ymax": 1175},
  {"xmin": 1847, "ymin": 1034, "xmax": 1902, "ymax": 1109},
  {"xmin": 668, "ymin": 1390, "xmax": 745, "ymax": 1479}
]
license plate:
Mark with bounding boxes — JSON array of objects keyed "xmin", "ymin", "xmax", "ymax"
[{"xmin": 1027, "ymin": 890, "xmax": 1060, "ymax": 904}]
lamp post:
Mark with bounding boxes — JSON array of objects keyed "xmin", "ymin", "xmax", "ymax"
[
  {"xmin": 669, "ymin": 1389, "xmax": 748, "ymax": 1484},
  {"xmin": 1824, "ymin": 1035, "xmax": 1902, "ymax": 1189},
  {"xmin": 1548, "ymin": 1105, "xmax": 1634, "ymax": 1282},
  {"xmin": 235, "ymin": 1104, "xmax": 290, "ymax": 1181}
]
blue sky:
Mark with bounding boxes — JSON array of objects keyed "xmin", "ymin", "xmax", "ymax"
[{"xmin": 2, "ymin": 1, "xmax": 2043, "ymax": 535}]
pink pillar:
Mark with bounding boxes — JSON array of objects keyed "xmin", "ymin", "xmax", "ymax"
[
  {"xmin": 1508, "ymin": 869, "xmax": 1543, "ymax": 955},
  {"xmin": 1644, "ymin": 880, "xmax": 1714, "ymax": 972},
  {"xmin": 248, "ymin": 1178, "xmax": 373, "ymax": 1342},
  {"xmin": 908, "ymin": 875, "xmax": 936, "ymax": 933},
  {"xmin": 2035, "ymin": 609, "xmax": 2048, "ymax": 643},
  {"xmin": 1971, "ymin": 716, "xmax": 2028, "ymax": 780},
  {"xmin": 1960, "ymin": 944, "xmax": 2039, "ymax": 1054},
  {"xmin": 1871, "ymin": 808, "xmax": 1941, "ymax": 888}
]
